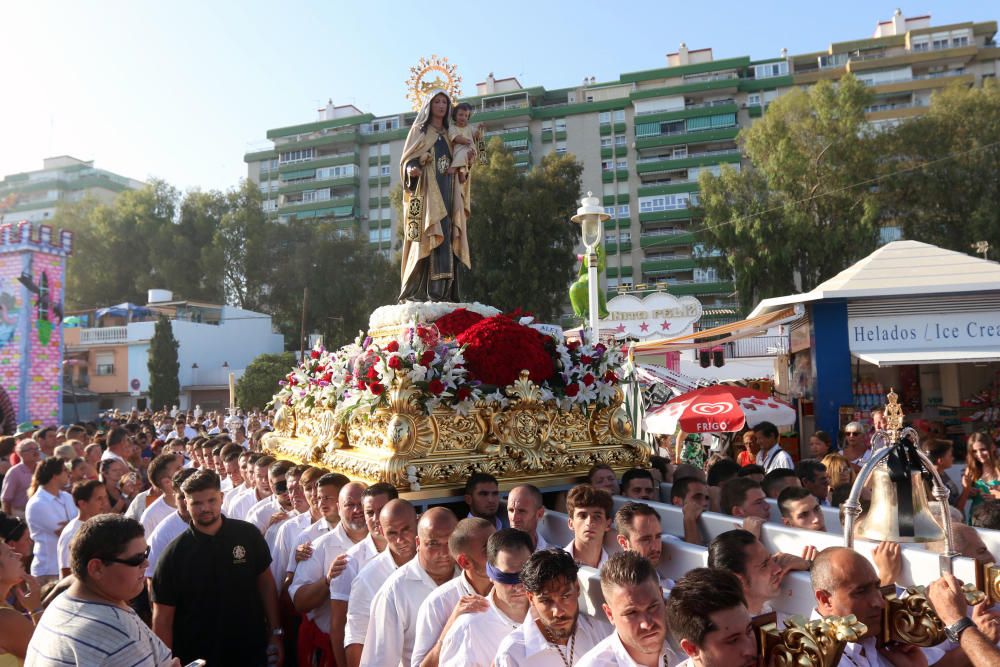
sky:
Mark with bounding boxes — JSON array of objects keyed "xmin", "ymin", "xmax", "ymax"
[{"xmin": 1, "ymin": 1, "xmax": 995, "ymax": 193}]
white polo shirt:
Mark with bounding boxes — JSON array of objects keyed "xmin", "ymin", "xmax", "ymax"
[
  {"xmin": 222, "ymin": 482, "xmax": 252, "ymax": 515},
  {"xmin": 25, "ymin": 488, "xmax": 78, "ymax": 576},
  {"xmin": 124, "ymin": 488, "xmax": 152, "ymax": 522},
  {"xmin": 756, "ymin": 443, "xmax": 794, "ymax": 473},
  {"xmin": 577, "ymin": 630, "xmax": 683, "ymax": 667},
  {"xmin": 439, "ymin": 589, "xmax": 524, "ymax": 667},
  {"xmin": 146, "ymin": 511, "xmax": 188, "ymax": 577},
  {"xmin": 271, "ymin": 511, "xmax": 314, "ymax": 584},
  {"xmin": 563, "ymin": 539, "xmax": 609, "ymax": 569},
  {"xmin": 140, "ymin": 496, "xmax": 175, "ymax": 535},
  {"xmin": 345, "ymin": 548, "xmax": 404, "ymax": 648},
  {"xmin": 264, "ymin": 508, "xmax": 296, "ymax": 553},
  {"xmin": 494, "ymin": 610, "xmax": 606, "ymax": 667},
  {"xmin": 56, "ymin": 516, "xmax": 82, "ymax": 574},
  {"xmin": 228, "ymin": 488, "xmax": 267, "ymax": 521},
  {"xmin": 410, "ymin": 571, "xmax": 480, "ymax": 667},
  {"xmin": 359, "ymin": 558, "xmax": 457, "ymax": 667},
  {"xmin": 245, "ymin": 494, "xmax": 283, "ymax": 531},
  {"xmin": 329, "ymin": 533, "xmax": 381, "ymax": 602},
  {"xmin": 288, "ymin": 521, "xmax": 362, "ymax": 630},
  {"xmin": 533, "ymin": 531, "xmax": 550, "ymax": 552},
  {"xmin": 285, "ymin": 517, "xmax": 337, "ymax": 577}
]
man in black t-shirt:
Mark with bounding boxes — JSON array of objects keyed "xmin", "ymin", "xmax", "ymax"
[{"xmin": 151, "ymin": 468, "xmax": 283, "ymax": 666}]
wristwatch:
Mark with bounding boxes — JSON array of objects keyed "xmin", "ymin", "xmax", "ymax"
[{"xmin": 944, "ymin": 617, "xmax": 975, "ymax": 643}]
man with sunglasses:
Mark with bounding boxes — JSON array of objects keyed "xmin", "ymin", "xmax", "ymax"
[
  {"xmin": 438, "ymin": 528, "xmax": 534, "ymax": 667},
  {"xmin": 152, "ymin": 469, "xmax": 282, "ymax": 667},
  {"xmin": 27, "ymin": 514, "xmax": 175, "ymax": 666}
]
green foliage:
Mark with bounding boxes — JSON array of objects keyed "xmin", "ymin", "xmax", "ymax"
[
  {"xmin": 147, "ymin": 315, "xmax": 180, "ymax": 411},
  {"xmin": 237, "ymin": 351, "xmax": 298, "ymax": 410},
  {"xmin": 699, "ymin": 75, "xmax": 881, "ymax": 307},
  {"xmin": 878, "ymin": 80, "xmax": 1000, "ymax": 255},
  {"xmin": 463, "ymin": 137, "xmax": 582, "ymax": 321}
]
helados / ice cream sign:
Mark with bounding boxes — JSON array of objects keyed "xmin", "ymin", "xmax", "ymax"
[{"xmin": 601, "ymin": 292, "xmax": 703, "ymax": 340}]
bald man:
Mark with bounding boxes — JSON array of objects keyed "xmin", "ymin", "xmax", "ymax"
[
  {"xmin": 291, "ymin": 480, "xmax": 368, "ymax": 667},
  {"xmin": 345, "ymin": 499, "xmax": 419, "ymax": 667},
  {"xmin": 360, "ymin": 507, "xmax": 459, "ymax": 667},
  {"xmin": 411, "ymin": 517, "xmax": 495, "ymax": 667},
  {"xmin": 506, "ymin": 485, "xmax": 550, "ymax": 551}
]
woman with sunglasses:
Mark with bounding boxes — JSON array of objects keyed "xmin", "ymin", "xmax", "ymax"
[
  {"xmin": 0, "ymin": 540, "xmax": 41, "ymax": 665},
  {"xmin": 25, "ymin": 515, "xmax": 176, "ymax": 666},
  {"xmin": 841, "ymin": 422, "xmax": 871, "ymax": 471},
  {"xmin": 24, "ymin": 459, "xmax": 76, "ymax": 586}
]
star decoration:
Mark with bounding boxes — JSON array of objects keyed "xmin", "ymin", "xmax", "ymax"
[
  {"xmin": 639, "ymin": 322, "xmax": 649, "ymax": 332},
  {"xmin": 615, "ymin": 323, "xmax": 626, "ymax": 333},
  {"xmin": 660, "ymin": 321, "xmax": 671, "ymax": 330}
]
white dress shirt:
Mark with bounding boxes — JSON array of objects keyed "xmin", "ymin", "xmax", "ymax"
[
  {"xmin": 329, "ymin": 533, "xmax": 380, "ymax": 602},
  {"xmin": 286, "ymin": 517, "xmax": 336, "ymax": 577},
  {"xmin": 124, "ymin": 488, "xmax": 152, "ymax": 522},
  {"xmin": 265, "ymin": 508, "xmax": 296, "ymax": 553},
  {"xmin": 439, "ymin": 589, "xmax": 523, "ymax": 667},
  {"xmin": 228, "ymin": 488, "xmax": 267, "ymax": 520},
  {"xmin": 56, "ymin": 516, "xmax": 82, "ymax": 574},
  {"xmin": 26, "ymin": 488, "xmax": 78, "ymax": 576},
  {"xmin": 410, "ymin": 571, "xmax": 479, "ymax": 667},
  {"xmin": 140, "ymin": 496, "xmax": 175, "ymax": 535},
  {"xmin": 272, "ymin": 512, "xmax": 314, "ymax": 584},
  {"xmin": 494, "ymin": 610, "xmax": 606, "ymax": 667},
  {"xmin": 563, "ymin": 539, "xmax": 609, "ymax": 569},
  {"xmin": 577, "ymin": 630, "xmax": 683, "ymax": 667},
  {"xmin": 246, "ymin": 494, "xmax": 284, "ymax": 532},
  {"xmin": 288, "ymin": 521, "xmax": 363, "ymax": 631},
  {"xmin": 145, "ymin": 510, "xmax": 188, "ymax": 577},
  {"xmin": 220, "ymin": 476, "xmax": 233, "ymax": 492},
  {"xmin": 359, "ymin": 558, "xmax": 457, "ymax": 667},
  {"xmin": 222, "ymin": 482, "xmax": 252, "ymax": 515},
  {"xmin": 533, "ymin": 531, "xmax": 550, "ymax": 552},
  {"xmin": 345, "ymin": 548, "xmax": 404, "ymax": 647},
  {"xmin": 756, "ymin": 443, "xmax": 794, "ymax": 472}
]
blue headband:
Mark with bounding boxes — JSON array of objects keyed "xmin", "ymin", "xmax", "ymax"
[{"xmin": 487, "ymin": 561, "xmax": 522, "ymax": 585}]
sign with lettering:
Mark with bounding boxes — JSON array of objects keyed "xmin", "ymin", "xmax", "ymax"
[
  {"xmin": 848, "ymin": 311, "xmax": 1000, "ymax": 351},
  {"xmin": 602, "ymin": 292, "xmax": 702, "ymax": 340}
]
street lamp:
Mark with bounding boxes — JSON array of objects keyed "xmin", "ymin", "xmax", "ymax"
[{"xmin": 571, "ymin": 191, "xmax": 610, "ymax": 343}]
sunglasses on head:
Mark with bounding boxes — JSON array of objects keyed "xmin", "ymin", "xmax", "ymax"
[{"xmin": 104, "ymin": 545, "xmax": 150, "ymax": 567}]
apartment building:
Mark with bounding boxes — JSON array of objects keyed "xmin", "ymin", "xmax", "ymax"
[
  {"xmin": 244, "ymin": 11, "xmax": 999, "ymax": 312},
  {"xmin": 0, "ymin": 156, "xmax": 144, "ymax": 224}
]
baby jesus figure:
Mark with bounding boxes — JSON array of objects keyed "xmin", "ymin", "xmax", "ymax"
[{"xmin": 447, "ymin": 102, "xmax": 481, "ymax": 184}]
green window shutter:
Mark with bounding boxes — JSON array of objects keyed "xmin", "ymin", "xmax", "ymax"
[
  {"xmin": 635, "ymin": 122, "xmax": 660, "ymax": 138},
  {"xmin": 281, "ymin": 168, "xmax": 316, "ymax": 180},
  {"xmin": 686, "ymin": 116, "xmax": 712, "ymax": 132},
  {"xmin": 711, "ymin": 113, "xmax": 736, "ymax": 128}
]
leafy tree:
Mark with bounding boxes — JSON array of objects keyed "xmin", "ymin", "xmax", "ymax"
[
  {"xmin": 147, "ymin": 314, "xmax": 180, "ymax": 411},
  {"xmin": 150, "ymin": 188, "xmax": 227, "ymax": 303},
  {"xmin": 217, "ymin": 181, "xmax": 272, "ymax": 310},
  {"xmin": 878, "ymin": 80, "xmax": 1000, "ymax": 255},
  {"xmin": 237, "ymin": 351, "xmax": 297, "ymax": 410},
  {"xmin": 699, "ymin": 75, "xmax": 881, "ymax": 308}
]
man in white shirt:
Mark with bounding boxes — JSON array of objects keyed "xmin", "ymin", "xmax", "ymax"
[
  {"xmin": 165, "ymin": 415, "xmax": 198, "ymax": 441},
  {"xmin": 360, "ymin": 507, "xmax": 459, "ymax": 667},
  {"xmin": 665, "ymin": 567, "xmax": 757, "ymax": 667},
  {"xmin": 578, "ymin": 550, "xmax": 680, "ymax": 667},
  {"xmin": 708, "ymin": 530, "xmax": 810, "ymax": 618},
  {"xmin": 100, "ymin": 427, "xmax": 134, "ymax": 466},
  {"xmin": 272, "ymin": 467, "xmax": 325, "ymax": 587},
  {"xmin": 507, "ymin": 485, "xmax": 550, "ymax": 551},
  {"xmin": 494, "ymin": 547, "xmax": 606, "ymax": 667},
  {"xmin": 620, "ymin": 468, "xmax": 657, "ymax": 501},
  {"xmin": 229, "ymin": 454, "xmax": 275, "ymax": 520},
  {"xmin": 439, "ymin": 528, "xmax": 534, "ymax": 667},
  {"xmin": 145, "ymin": 467, "xmax": 197, "ymax": 582},
  {"xmin": 292, "ymin": 479, "xmax": 367, "ymax": 667},
  {"xmin": 719, "ymin": 478, "xmax": 771, "ymax": 523},
  {"xmin": 778, "ymin": 486, "xmax": 827, "ymax": 532},
  {"xmin": 754, "ymin": 422, "xmax": 793, "ymax": 473},
  {"xmin": 615, "ymin": 502, "xmax": 674, "ymax": 593},
  {"xmin": 245, "ymin": 460, "xmax": 295, "ymax": 532},
  {"xmin": 263, "ymin": 464, "xmax": 304, "ymax": 552},
  {"xmin": 58, "ymin": 480, "xmax": 110, "ymax": 577},
  {"xmin": 411, "ymin": 516, "xmax": 495, "ymax": 667},
  {"xmin": 221, "ymin": 450, "xmax": 256, "ymax": 516},
  {"xmin": 345, "ymin": 498, "xmax": 418, "ymax": 667},
  {"xmin": 564, "ymin": 484, "xmax": 612, "ymax": 569},
  {"xmin": 329, "ymin": 482, "xmax": 398, "ymax": 667},
  {"xmin": 138, "ymin": 453, "xmax": 183, "ymax": 535},
  {"xmin": 669, "ymin": 476, "xmax": 711, "ymax": 545},
  {"xmin": 285, "ymin": 473, "xmax": 349, "ymax": 585},
  {"xmin": 464, "ymin": 472, "xmax": 506, "ymax": 530}
]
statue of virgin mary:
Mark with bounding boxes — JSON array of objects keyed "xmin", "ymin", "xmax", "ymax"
[{"xmin": 397, "ymin": 90, "xmax": 471, "ymax": 303}]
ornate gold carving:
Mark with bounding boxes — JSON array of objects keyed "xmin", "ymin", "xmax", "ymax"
[
  {"xmin": 405, "ymin": 55, "xmax": 462, "ymax": 111},
  {"xmin": 262, "ymin": 368, "xmax": 650, "ymax": 492},
  {"xmin": 758, "ymin": 613, "xmax": 867, "ymax": 667},
  {"xmin": 883, "ymin": 586, "xmax": 946, "ymax": 647},
  {"xmin": 980, "ymin": 561, "xmax": 1000, "ymax": 605},
  {"xmin": 884, "ymin": 388, "xmax": 904, "ymax": 441}
]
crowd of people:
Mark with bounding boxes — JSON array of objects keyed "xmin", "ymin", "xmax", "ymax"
[{"xmin": 0, "ymin": 410, "xmax": 996, "ymax": 667}]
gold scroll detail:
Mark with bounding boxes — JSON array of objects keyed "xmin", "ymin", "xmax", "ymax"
[{"xmin": 757, "ymin": 612, "xmax": 867, "ymax": 667}]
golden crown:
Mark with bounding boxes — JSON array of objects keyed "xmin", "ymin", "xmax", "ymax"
[{"xmin": 405, "ymin": 55, "xmax": 462, "ymax": 112}]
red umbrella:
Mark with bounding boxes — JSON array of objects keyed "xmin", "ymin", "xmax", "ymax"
[{"xmin": 644, "ymin": 385, "xmax": 795, "ymax": 434}]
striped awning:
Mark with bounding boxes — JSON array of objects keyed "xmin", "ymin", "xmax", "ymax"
[{"xmin": 629, "ymin": 305, "xmax": 802, "ymax": 358}]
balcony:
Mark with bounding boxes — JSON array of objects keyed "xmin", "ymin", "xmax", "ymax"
[
  {"xmin": 721, "ymin": 335, "xmax": 789, "ymax": 359},
  {"xmin": 79, "ymin": 326, "xmax": 127, "ymax": 345},
  {"xmin": 640, "ymin": 230, "xmax": 696, "ymax": 249},
  {"xmin": 635, "ymin": 126, "xmax": 739, "ymax": 151},
  {"xmin": 636, "ymin": 149, "xmax": 741, "ymax": 175},
  {"xmin": 635, "ymin": 98, "xmax": 736, "ymax": 117},
  {"xmin": 641, "ymin": 257, "xmax": 697, "ymax": 274}
]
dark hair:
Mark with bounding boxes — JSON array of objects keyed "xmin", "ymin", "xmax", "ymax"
[
  {"xmin": 666, "ymin": 568, "xmax": 748, "ymax": 648},
  {"xmin": 70, "ymin": 514, "xmax": 145, "ymax": 581},
  {"xmin": 363, "ymin": 482, "xmax": 399, "ymax": 501},
  {"xmin": 737, "ymin": 464, "xmax": 765, "ymax": 478},
  {"xmin": 707, "ymin": 529, "xmax": 756, "ymax": 575},
  {"xmin": 614, "ymin": 501, "xmax": 660, "ymax": 537},
  {"xmin": 621, "ymin": 468, "xmax": 654, "ymax": 493},
  {"xmin": 761, "ymin": 469, "xmax": 798, "ymax": 497},
  {"xmin": 317, "ymin": 472, "xmax": 351, "ymax": 490},
  {"xmin": 520, "ymin": 548, "xmax": 578, "ymax": 594},
  {"xmin": 795, "ymin": 459, "xmax": 827, "ymax": 484},
  {"xmin": 487, "ymin": 528, "xmax": 534, "ymax": 566},
  {"xmin": 107, "ymin": 427, "xmax": 129, "ymax": 449},
  {"xmin": 221, "ymin": 443, "xmax": 243, "ymax": 462},
  {"xmin": 649, "ymin": 456, "xmax": 670, "ymax": 479},
  {"xmin": 587, "ymin": 464, "xmax": 615, "ymax": 483},
  {"xmin": 72, "ymin": 479, "xmax": 105, "ymax": 505},
  {"xmin": 926, "ymin": 440, "xmax": 953, "ymax": 464},
  {"xmin": 670, "ymin": 476, "xmax": 706, "ymax": 504},
  {"xmin": 420, "ymin": 92, "xmax": 451, "ymax": 132},
  {"xmin": 0, "ymin": 513, "xmax": 27, "ymax": 543},
  {"xmin": 269, "ymin": 460, "xmax": 294, "ymax": 477},
  {"xmin": 0, "ymin": 437, "xmax": 15, "ymax": 459},
  {"xmin": 752, "ymin": 422, "xmax": 779, "ymax": 440},
  {"xmin": 172, "ymin": 467, "xmax": 199, "ymax": 497},
  {"xmin": 147, "ymin": 453, "xmax": 178, "ymax": 490},
  {"xmin": 830, "ymin": 482, "xmax": 854, "ymax": 509},
  {"xmin": 464, "ymin": 472, "xmax": 499, "ymax": 496},
  {"xmin": 777, "ymin": 486, "xmax": 816, "ymax": 518},
  {"xmin": 600, "ymin": 550, "xmax": 659, "ymax": 600},
  {"xmin": 566, "ymin": 484, "xmax": 613, "ymax": 517},
  {"xmin": 70, "ymin": 457, "xmax": 88, "ymax": 472},
  {"xmin": 719, "ymin": 478, "xmax": 762, "ymax": 516},
  {"xmin": 33, "ymin": 457, "xmax": 67, "ymax": 489},
  {"xmin": 36, "ymin": 426, "xmax": 56, "ymax": 441},
  {"xmin": 810, "ymin": 431, "xmax": 833, "ymax": 455},
  {"xmin": 99, "ymin": 457, "xmax": 123, "ymax": 477},
  {"xmin": 451, "ymin": 101, "xmax": 473, "ymax": 121},
  {"xmin": 180, "ymin": 469, "xmax": 221, "ymax": 495},
  {"xmin": 971, "ymin": 502, "xmax": 1000, "ymax": 530},
  {"xmin": 255, "ymin": 455, "xmax": 275, "ymax": 469},
  {"xmin": 707, "ymin": 458, "xmax": 740, "ymax": 487}
]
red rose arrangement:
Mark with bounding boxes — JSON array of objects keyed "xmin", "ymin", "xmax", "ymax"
[
  {"xmin": 457, "ymin": 315, "xmax": 554, "ymax": 387},
  {"xmin": 432, "ymin": 308, "xmax": 485, "ymax": 339}
]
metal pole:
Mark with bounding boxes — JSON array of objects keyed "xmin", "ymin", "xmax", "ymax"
[{"xmin": 587, "ymin": 248, "xmax": 600, "ymax": 344}]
